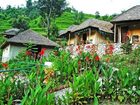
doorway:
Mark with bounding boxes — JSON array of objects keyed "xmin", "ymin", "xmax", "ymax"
[{"xmin": 83, "ymin": 33, "xmax": 87, "ymax": 44}]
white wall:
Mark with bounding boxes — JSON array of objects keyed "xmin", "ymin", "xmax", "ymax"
[
  {"xmin": 9, "ymin": 45, "xmax": 25, "ymax": 60},
  {"xmin": 2, "ymin": 45, "xmax": 11, "ymax": 62},
  {"xmin": 2, "ymin": 44, "xmax": 25, "ymax": 62},
  {"xmin": 2, "ymin": 44, "xmax": 54, "ymax": 62}
]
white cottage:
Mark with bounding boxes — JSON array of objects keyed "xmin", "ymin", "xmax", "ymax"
[{"xmin": 1, "ymin": 29, "xmax": 59, "ymax": 62}]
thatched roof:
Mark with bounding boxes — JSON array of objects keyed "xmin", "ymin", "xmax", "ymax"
[
  {"xmin": 75, "ymin": 19, "xmax": 113, "ymax": 33},
  {"xmin": 112, "ymin": 5, "xmax": 140, "ymax": 22},
  {"xmin": 59, "ymin": 19, "xmax": 113, "ymax": 36},
  {"xmin": 3, "ymin": 28, "xmax": 20, "ymax": 36},
  {"xmin": 1, "ymin": 29, "xmax": 59, "ymax": 48},
  {"xmin": 59, "ymin": 25, "xmax": 78, "ymax": 36}
]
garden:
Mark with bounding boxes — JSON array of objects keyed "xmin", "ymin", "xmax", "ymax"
[{"xmin": 0, "ymin": 45, "xmax": 140, "ymax": 105}]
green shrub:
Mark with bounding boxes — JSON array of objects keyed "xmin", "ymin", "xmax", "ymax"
[{"xmin": 121, "ymin": 39, "xmax": 132, "ymax": 54}]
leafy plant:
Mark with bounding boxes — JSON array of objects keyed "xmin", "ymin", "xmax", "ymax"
[
  {"xmin": 61, "ymin": 70, "xmax": 100, "ymax": 105},
  {"xmin": 121, "ymin": 39, "xmax": 132, "ymax": 54},
  {"xmin": 21, "ymin": 82, "xmax": 55, "ymax": 105}
]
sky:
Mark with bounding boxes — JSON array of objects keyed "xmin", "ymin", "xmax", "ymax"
[{"xmin": 0, "ymin": 0, "xmax": 140, "ymax": 15}]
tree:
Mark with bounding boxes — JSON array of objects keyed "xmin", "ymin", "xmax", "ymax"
[
  {"xmin": 26, "ymin": 0, "xmax": 32, "ymax": 9},
  {"xmin": 95, "ymin": 11, "xmax": 100, "ymax": 19},
  {"xmin": 0, "ymin": 6, "xmax": 2, "ymax": 12},
  {"xmin": 73, "ymin": 9, "xmax": 85, "ymax": 25},
  {"xmin": 65, "ymin": 7, "xmax": 73, "ymax": 12},
  {"xmin": 12, "ymin": 15, "xmax": 30, "ymax": 30},
  {"xmin": 3, "ymin": 6, "xmax": 26, "ymax": 19},
  {"xmin": 50, "ymin": 23, "xmax": 59, "ymax": 40},
  {"xmin": 111, "ymin": 13, "xmax": 118, "ymax": 18},
  {"xmin": 26, "ymin": 0, "xmax": 40, "ymax": 19},
  {"xmin": 37, "ymin": 0, "xmax": 67, "ymax": 38}
]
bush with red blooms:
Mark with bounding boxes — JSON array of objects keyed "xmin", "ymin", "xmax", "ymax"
[{"xmin": 77, "ymin": 51, "xmax": 101, "ymax": 73}]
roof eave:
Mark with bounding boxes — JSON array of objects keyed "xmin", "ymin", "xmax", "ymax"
[
  {"xmin": 59, "ymin": 31, "xmax": 70, "ymax": 38},
  {"xmin": 0, "ymin": 41, "xmax": 9, "ymax": 49},
  {"xmin": 7, "ymin": 41, "xmax": 60, "ymax": 48},
  {"xmin": 74, "ymin": 26, "xmax": 113, "ymax": 35},
  {"xmin": 73, "ymin": 26, "xmax": 93, "ymax": 33},
  {"xmin": 111, "ymin": 19, "xmax": 140, "ymax": 23}
]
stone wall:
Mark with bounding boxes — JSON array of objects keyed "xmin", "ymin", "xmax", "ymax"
[{"xmin": 66, "ymin": 43, "xmax": 139, "ymax": 57}]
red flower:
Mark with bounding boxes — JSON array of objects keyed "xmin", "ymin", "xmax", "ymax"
[
  {"xmin": 95, "ymin": 56, "xmax": 100, "ymax": 61},
  {"xmin": 2, "ymin": 63, "xmax": 8, "ymax": 68},
  {"xmin": 109, "ymin": 45, "xmax": 114, "ymax": 51},
  {"xmin": 85, "ymin": 56, "xmax": 90, "ymax": 61},
  {"xmin": 26, "ymin": 51, "xmax": 32, "ymax": 56},
  {"xmin": 39, "ymin": 48, "xmax": 46, "ymax": 56}
]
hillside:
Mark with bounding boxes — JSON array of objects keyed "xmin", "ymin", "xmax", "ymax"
[
  {"xmin": 0, "ymin": 11, "xmax": 114, "ymax": 35},
  {"xmin": 0, "ymin": 11, "xmax": 93, "ymax": 33}
]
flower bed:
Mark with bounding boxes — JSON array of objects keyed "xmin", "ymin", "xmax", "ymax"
[{"xmin": 0, "ymin": 46, "xmax": 140, "ymax": 105}]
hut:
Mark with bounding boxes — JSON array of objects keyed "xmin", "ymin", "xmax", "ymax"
[
  {"xmin": 112, "ymin": 5, "xmax": 140, "ymax": 44},
  {"xmin": 3, "ymin": 28, "xmax": 20, "ymax": 39},
  {"xmin": 59, "ymin": 19, "xmax": 113, "ymax": 45},
  {"xmin": 1, "ymin": 29, "xmax": 59, "ymax": 62}
]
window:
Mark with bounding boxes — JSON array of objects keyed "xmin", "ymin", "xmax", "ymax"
[{"xmin": 132, "ymin": 35, "xmax": 139, "ymax": 43}]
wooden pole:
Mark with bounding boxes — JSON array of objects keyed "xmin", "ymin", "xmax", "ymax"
[
  {"xmin": 88, "ymin": 27, "xmax": 91, "ymax": 44},
  {"xmin": 118, "ymin": 26, "xmax": 122, "ymax": 43},
  {"xmin": 114, "ymin": 24, "xmax": 116, "ymax": 43},
  {"xmin": 68, "ymin": 33, "xmax": 70, "ymax": 45}
]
